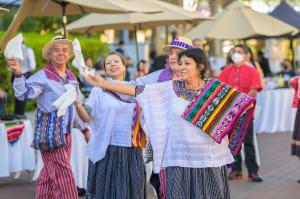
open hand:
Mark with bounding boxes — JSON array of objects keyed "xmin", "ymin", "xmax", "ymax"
[
  {"xmin": 83, "ymin": 72, "xmax": 105, "ymax": 88},
  {"xmin": 6, "ymin": 59, "xmax": 21, "ymax": 75}
]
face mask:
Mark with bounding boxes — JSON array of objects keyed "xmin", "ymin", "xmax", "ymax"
[{"xmin": 231, "ymin": 53, "xmax": 244, "ymax": 64}]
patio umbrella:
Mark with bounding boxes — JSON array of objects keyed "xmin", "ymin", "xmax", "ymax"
[
  {"xmin": 0, "ymin": 6, "xmax": 8, "ymax": 14},
  {"xmin": 0, "ymin": 0, "xmax": 162, "ymax": 50},
  {"xmin": 185, "ymin": 1, "xmax": 297, "ymax": 40},
  {"xmin": 62, "ymin": 0, "xmax": 209, "ymax": 62}
]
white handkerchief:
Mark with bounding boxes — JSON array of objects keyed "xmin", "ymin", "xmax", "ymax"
[
  {"xmin": 72, "ymin": 38, "xmax": 95, "ymax": 77},
  {"xmin": 52, "ymin": 84, "xmax": 77, "ymax": 117},
  {"xmin": 4, "ymin": 33, "xmax": 24, "ymax": 60}
]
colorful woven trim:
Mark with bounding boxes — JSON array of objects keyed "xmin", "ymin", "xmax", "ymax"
[
  {"xmin": 32, "ymin": 108, "xmax": 66, "ymax": 151},
  {"xmin": 182, "ymin": 79, "xmax": 256, "ymax": 156},
  {"xmin": 135, "ymin": 85, "xmax": 145, "ymax": 96},
  {"xmin": 43, "ymin": 62, "xmax": 76, "ymax": 82},
  {"xmin": 4, "ymin": 121, "xmax": 25, "ymax": 145},
  {"xmin": 173, "ymin": 80, "xmax": 203, "ymax": 101},
  {"xmin": 131, "ymin": 103, "xmax": 146, "ymax": 148},
  {"xmin": 169, "ymin": 40, "xmax": 193, "ymax": 49},
  {"xmin": 159, "ymin": 169, "xmax": 167, "ymax": 199}
]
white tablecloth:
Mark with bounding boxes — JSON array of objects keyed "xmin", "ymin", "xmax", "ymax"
[
  {"xmin": 33, "ymin": 128, "xmax": 89, "ymax": 189},
  {"xmin": 254, "ymin": 88, "xmax": 297, "ymax": 134},
  {"xmin": 0, "ymin": 120, "xmax": 35, "ymax": 177}
]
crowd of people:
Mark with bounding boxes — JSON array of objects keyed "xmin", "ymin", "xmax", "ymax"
[{"xmin": 3, "ymin": 34, "xmax": 300, "ymax": 199}]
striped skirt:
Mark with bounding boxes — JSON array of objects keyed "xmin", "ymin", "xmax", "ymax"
[
  {"xmin": 35, "ymin": 133, "xmax": 78, "ymax": 199},
  {"xmin": 86, "ymin": 145, "xmax": 146, "ymax": 199},
  {"xmin": 292, "ymin": 104, "xmax": 300, "ymax": 157},
  {"xmin": 160, "ymin": 166, "xmax": 230, "ymax": 199}
]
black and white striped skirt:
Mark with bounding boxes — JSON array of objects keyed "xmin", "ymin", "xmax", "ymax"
[
  {"xmin": 86, "ymin": 145, "xmax": 146, "ymax": 199},
  {"xmin": 160, "ymin": 166, "xmax": 230, "ymax": 199}
]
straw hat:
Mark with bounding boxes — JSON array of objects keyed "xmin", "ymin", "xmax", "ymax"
[
  {"xmin": 163, "ymin": 37, "xmax": 193, "ymax": 53},
  {"xmin": 42, "ymin": 36, "xmax": 73, "ymax": 60}
]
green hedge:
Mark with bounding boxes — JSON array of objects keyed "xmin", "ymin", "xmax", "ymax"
[{"xmin": 0, "ymin": 32, "xmax": 109, "ymax": 113}]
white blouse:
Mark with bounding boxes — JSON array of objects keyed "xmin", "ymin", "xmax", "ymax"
[
  {"xmin": 86, "ymin": 86, "xmax": 135, "ymax": 163},
  {"xmin": 137, "ymin": 81, "xmax": 234, "ymax": 173}
]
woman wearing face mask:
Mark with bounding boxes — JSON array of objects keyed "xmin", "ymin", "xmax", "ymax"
[
  {"xmin": 74, "ymin": 52, "xmax": 146, "ymax": 199},
  {"xmin": 83, "ymin": 48, "xmax": 256, "ymax": 199},
  {"xmin": 218, "ymin": 44, "xmax": 263, "ymax": 182}
]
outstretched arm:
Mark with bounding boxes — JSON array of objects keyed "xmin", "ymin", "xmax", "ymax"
[
  {"xmin": 74, "ymin": 101, "xmax": 92, "ymax": 123},
  {"xmin": 84, "ymin": 73, "xmax": 136, "ymax": 96}
]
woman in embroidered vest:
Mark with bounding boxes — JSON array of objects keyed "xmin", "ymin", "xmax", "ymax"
[
  {"xmin": 74, "ymin": 52, "xmax": 146, "ymax": 199},
  {"xmin": 83, "ymin": 48, "xmax": 256, "ymax": 199},
  {"xmin": 290, "ymin": 76, "xmax": 300, "ymax": 183},
  {"xmin": 7, "ymin": 36, "xmax": 88, "ymax": 199}
]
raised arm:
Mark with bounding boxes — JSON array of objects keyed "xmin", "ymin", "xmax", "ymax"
[
  {"xmin": 7, "ymin": 59, "xmax": 44, "ymax": 101},
  {"xmin": 84, "ymin": 73, "xmax": 136, "ymax": 96}
]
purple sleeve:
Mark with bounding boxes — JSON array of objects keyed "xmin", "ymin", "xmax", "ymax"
[{"xmin": 13, "ymin": 71, "xmax": 45, "ymax": 101}]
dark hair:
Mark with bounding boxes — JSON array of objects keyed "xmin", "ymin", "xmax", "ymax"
[
  {"xmin": 104, "ymin": 52, "xmax": 127, "ymax": 69},
  {"xmin": 149, "ymin": 50, "xmax": 157, "ymax": 60},
  {"xmin": 118, "ymin": 40, "xmax": 125, "ymax": 46},
  {"xmin": 257, "ymin": 51, "xmax": 264, "ymax": 56},
  {"xmin": 226, "ymin": 47, "xmax": 234, "ymax": 65},
  {"xmin": 245, "ymin": 45, "xmax": 257, "ymax": 67},
  {"xmin": 177, "ymin": 48, "xmax": 209, "ymax": 79},
  {"xmin": 234, "ymin": 44, "xmax": 250, "ymax": 55},
  {"xmin": 149, "ymin": 55, "xmax": 168, "ymax": 73}
]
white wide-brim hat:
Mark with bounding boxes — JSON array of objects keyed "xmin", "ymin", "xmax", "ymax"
[
  {"xmin": 162, "ymin": 37, "xmax": 193, "ymax": 53},
  {"xmin": 42, "ymin": 36, "xmax": 74, "ymax": 60}
]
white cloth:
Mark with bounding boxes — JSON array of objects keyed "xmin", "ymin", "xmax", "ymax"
[
  {"xmin": 33, "ymin": 128, "xmax": 89, "ymax": 189},
  {"xmin": 70, "ymin": 128, "xmax": 89, "ymax": 189},
  {"xmin": 86, "ymin": 86, "xmax": 135, "ymax": 163},
  {"xmin": 0, "ymin": 120, "xmax": 35, "ymax": 177},
  {"xmin": 136, "ymin": 81, "xmax": 234, "ymax": 173},
  {"xmin": 19, "ymin": 44, "xmax": 36, "ymax": 74},
  {"xmin": 254, "ymin": 88, "xmax": 296, "ymax": 134},
  {"xmin": 4, "ymin": 33, "xmax": 24, "ymax": 60},
  {"xmin": 52, "ymin": 84, "xmax": 77, "ymax": 117},
  {"xmin": 72, "ymin": 38, "xmax": 94, "ymax": 77}
]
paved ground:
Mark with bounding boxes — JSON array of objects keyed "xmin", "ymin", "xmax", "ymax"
[{"xmin": 1, "ymin": 132, "xmax": 300, "ymax": 199}]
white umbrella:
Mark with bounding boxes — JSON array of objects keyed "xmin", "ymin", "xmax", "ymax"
[
  {"xmin": 185, "ymin": 1, "xmax": 297, "ymax": 40},
  {"xmin": 0, "ymin": 6, "xmax": 8, "ymax": 14},
  {"xmin": 63, "ymin": 0, "xmax": 209, "ymax": 62},
  {"xmin": 0, "ymin": 0, "xmax": 162, "ymax": 50}
]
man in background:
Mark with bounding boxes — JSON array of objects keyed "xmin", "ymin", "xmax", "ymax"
[
  {"xmin": 218, "ymin": 44, "xmax": 263, "ymax": 182},
  {"xmin": 116, "ymin": 40, "xmax": 125, "ymax": 55}
]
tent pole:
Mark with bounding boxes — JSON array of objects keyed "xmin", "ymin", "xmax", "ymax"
[{"xmin": 61, "ymin": 2, "xmax": 68, "ymax": 38}]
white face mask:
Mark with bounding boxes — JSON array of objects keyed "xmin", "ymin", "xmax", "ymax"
[{"xmin": 231, "ymin": 53, "xmax": 244, "ymax": 64}]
